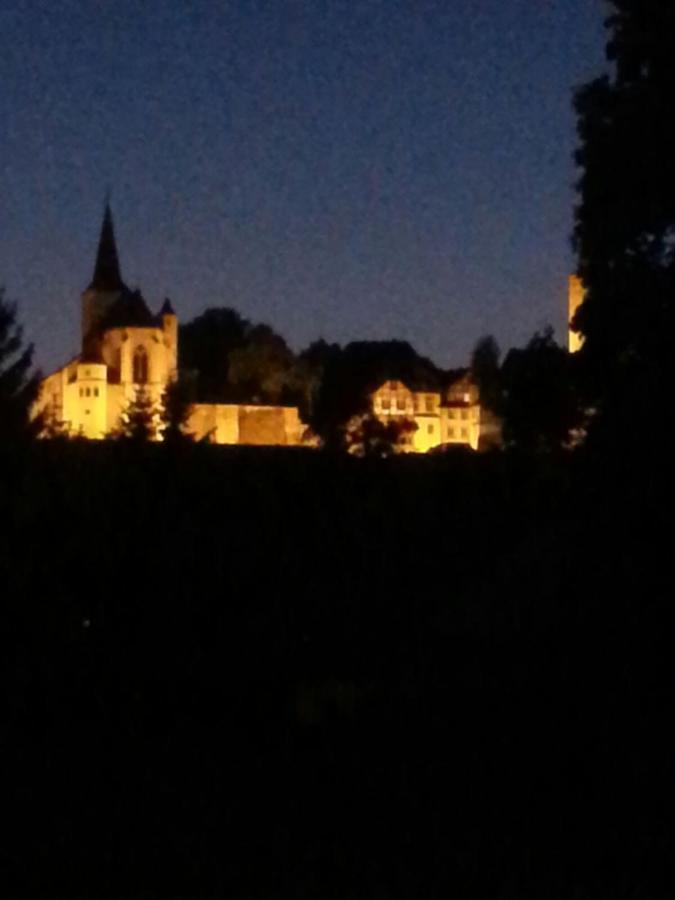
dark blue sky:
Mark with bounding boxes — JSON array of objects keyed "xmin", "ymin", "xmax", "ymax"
[{"xmin": 1, "ymin": 0, "xmax": 607, "ymax": 373}]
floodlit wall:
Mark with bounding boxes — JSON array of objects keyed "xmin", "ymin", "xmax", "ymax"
[
  {"xmin": 63, "ymin": 364, "xmax": 108, "ymax": 439},
  {"xmin": 441, "ymin": 405, "xmax": 480, "ymax": 451},
  {"xmin": 371, "ymin": 379, "xmax": 480, "ymax": 453},
  {"xmin": 100, "ymin": 325, "xmax": 176, "ymax": 388},
  {"xmin": 568, "ymin": 275, "xmax": 585, "ymax": 353},
  {"xmin": 187, "ymin": 404, "xmax": 305, "ymax": 446}
]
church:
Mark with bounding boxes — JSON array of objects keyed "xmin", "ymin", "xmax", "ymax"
[{"xmin": 34, "ymin": 204, "xmax": 306, "ymax": 446}]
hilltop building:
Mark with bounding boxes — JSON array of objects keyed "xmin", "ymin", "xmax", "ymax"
[
  {"xmin": 370, "ymin": 375, "xmax": 481, "ymax": 452},
  {"xmin": 34, "ymin": 205, "xmax": 304, "ymax": 446},
  {"xmin": 35, "ymin": 204, "xmax": 488, "ymax": 452}
]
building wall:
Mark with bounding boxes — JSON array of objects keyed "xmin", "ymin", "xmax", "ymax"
[
  {"xmin": 63, "ymin": 363, "xmax": 108, "ymax": 439},
  {"xmin": 371, "ymin": 379, "xmax": 480, "ymax": 453},
  {"xmin": 187, "ymin": 404, "xmax": 305, "ymax": 446},
  {"xmin": 568, "ymin": 275, "xmax": 585, "ymax": 353}
]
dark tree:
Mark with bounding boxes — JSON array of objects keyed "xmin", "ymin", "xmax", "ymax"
[
  {"xmin": 180, "ymin": 308, "xmax": 303, "ymax": 405},
  {"xmin": 160, "ymin": 375, "xmax": 195, "ymax": 444},
  {"xmin": 470, "ymin": 334, "xmax": 501, "ymax": 413},
  {"xmin": 500, "ymin": 328, "xmax": 581, "ymax": 453},
  {"xmin": 0, "ymin": 287, "xmax": 41, "ymax": 443},
  {"xmin": 307, "ymin": 340, "xmax": 439, "ymax": 451},
  {"xmin": 573, "ymin": 1, "xmax": 675, "ymax": 432},
  {"xmin": 179, "ymin": 308, "xmax": 249, "ymax": 402},
  {"xmin": 227, "ymin": 323, "xmax": 297, "ymax": 404},
  {"xmin": 345, "ymin": 411, "xmax": 417, "ymax": 458},
  {"xmin": 113, "ymin": 386, "xmax": 158, "ymax": 442}
]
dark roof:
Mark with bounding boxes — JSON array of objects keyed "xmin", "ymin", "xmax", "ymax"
[
  {"xmin": 87, "ymin": 202, "xmax": 126, "ymax": 292},
  {"xmin": 98, "ymin": 288, "xmax": 158, "ymax": 331},
  {"xmin": 159, "ymin": 298, "xmax": 175, "ymax": 315}
]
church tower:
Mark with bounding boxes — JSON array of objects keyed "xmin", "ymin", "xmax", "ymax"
[{"xmin": 81, "ymin": 202, "xmax": 127, "ymax": 351}]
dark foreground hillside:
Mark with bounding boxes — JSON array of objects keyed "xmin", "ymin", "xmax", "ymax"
[{"xmin": 1, "ymin": 441, "xmax": 673, "ymax": 898}]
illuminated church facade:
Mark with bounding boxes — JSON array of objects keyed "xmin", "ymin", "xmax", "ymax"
[{"xmin": 35, "ymin": 205, "xmax": 305, "ymax": 445}]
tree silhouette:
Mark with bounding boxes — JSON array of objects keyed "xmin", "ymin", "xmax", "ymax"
[
  {"xmin": 307, "ymin": 340, "xmax": 439, "ymax": 451},
  {"xmin": 573, "ymin": 1, "xmax": 675, "ymax": 434},
  {"xmin": 471, "ymin": 334, "xmax": 501, "ymax": 413},
  {"xmin": 500, "ymin": 328, "xmax": 581, "ymax": 453},
  {"xmin": 113, "ymin": 386, "xmax": 159, "ymax": 442},
  {"xmin": 160, "ymin": 375, "xmax": 194, "ymax": 444},
  {"xmin": 0, "ymin": 286, "xmax": 41, "ymax": 443},
  {"xmin": 345, "ymin": 411, "xmax": 417, "ymax": 458}
]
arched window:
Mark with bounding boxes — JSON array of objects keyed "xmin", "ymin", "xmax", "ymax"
[{"xmin": 133, "ymin": 346, "xmax": 149, "ymax": 384}]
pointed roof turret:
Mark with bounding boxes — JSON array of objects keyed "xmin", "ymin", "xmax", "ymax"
[{"xmin": 87, "ymin": 201, "xmax": 126, "ymax": 292}]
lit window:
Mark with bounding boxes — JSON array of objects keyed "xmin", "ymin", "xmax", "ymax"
[
  {"xmin": 133, "ymin": 346, "xmax": 149, "ymax": 384},
  {"xmin": 425, "ymin": 396, "xmax": 434, "ymax": 412},
  {"xmin": 448, "ymin": 409, "xmax": 456, "ymax": 419}
]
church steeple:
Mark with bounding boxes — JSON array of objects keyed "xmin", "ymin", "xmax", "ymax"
[{"xmin": 88, "ymin": 201, "xmax": 125, "ymax": 292}]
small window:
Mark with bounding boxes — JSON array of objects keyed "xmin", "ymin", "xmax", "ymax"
[
  {"xmin": 461, "ymin": 428, "xmax": 468, "ymax": 439},
  {"xmin": 85, "ymin": 387, "xmax": 91, "ymax": 397},
  {"xmin": 94, "ymin": 387, "xmax": 99, "ymax": 397},
  {"xmin": 425, "ymin": 396, "xmax": 434, "ymax": 412},
  {"xmin": 427, "ymin": 424, "xmax": 434, "ymax": 435},
  {"xmin": 448, "ymin": 409, "xmax": 456, "ymax": 420},
  {"xmin": 382, "ymin": 398, "xmax": 390, "ymax": 411},
  {"xmin": 79, "ymin": 388, "xmax": 83, "ymax": 397},
  {"xmin": 133, "ymin": 346, "xmax": 149, "ymax": 384},
  {"xmin": 460, "ymin": 409, "xmax": 468, "ymax": 420},
  {"xmin": 448, "ymin": 427, "xmax": 455, "ymax": 439}
]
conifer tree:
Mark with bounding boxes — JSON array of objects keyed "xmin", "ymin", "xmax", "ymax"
[
  {"xmin": 0, "ymin": 287, "xmax": 41, "ymax": 443},
  {"xmin": 113, "ymin": 386, "xmax": 158, "ymax": 442}
]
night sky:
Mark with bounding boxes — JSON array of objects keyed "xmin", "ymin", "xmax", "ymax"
[{"xmin": 1, "ymin": 0, "xmax": 606, "ymax": 374}]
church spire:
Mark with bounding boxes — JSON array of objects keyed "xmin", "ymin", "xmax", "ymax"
[{"xmin": 88, "ymin": 201, "xmax": 125, "ymax": 291}]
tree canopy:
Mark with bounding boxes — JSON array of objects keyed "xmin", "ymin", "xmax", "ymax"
[
  {"xmin": 573, "ymin": 0, "xmax": 675, "ymax": 429},
  {"xmin": 0, "ymin": 287, "xmax": 41, "ymax": 443}
]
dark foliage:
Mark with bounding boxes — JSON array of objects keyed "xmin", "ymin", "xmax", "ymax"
[
  {"xmin": 573, "ymin": 0, "xmax": 675, "ymax": 437},
  {"xmin": 179, "ymin": 309, "xmax": 299, "ymax": 405},
  {"xmin": 1, "ymin": 442, "xmax": 673, "ymax": 898},
  {"xmin": 500, "ymin": 328, "xmax": 581, "ymax": 452},
  {"xmin": 0, "ymin": 286, "xmax": 41, "ymax": 443},
  {"xmin": 160, "ymin": 375, "xmax": 195, "ymax": 444},
  {"xmin": 470, "ymin": 334, "xmax": 501, "ymax": 413},
  {"xmin": 345, "ymin": 411, "xmax": 418, "ymax": 457},
  {"xmin": 306, "ymin": 339, "xmax": 440, "ymax": 449}
]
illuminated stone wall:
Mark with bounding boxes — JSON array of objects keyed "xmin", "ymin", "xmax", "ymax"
[
  {"xmin": 568, "ymin": 275, "xmax": 585, "ymax": 353},
  {"xmin": 187, "ymin": 404, "xmax": 305, "ymax": 446}
]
